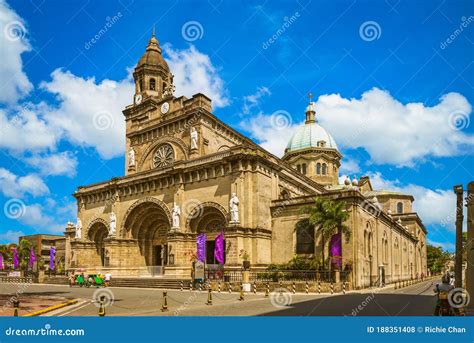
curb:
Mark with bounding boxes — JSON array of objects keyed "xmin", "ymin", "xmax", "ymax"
[{"xmin": 23, "ymin": 299, "xmax": 79, "ymax": 317}]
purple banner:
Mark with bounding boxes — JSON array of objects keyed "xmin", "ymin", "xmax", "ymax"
[
  {"xmin": 329, "ymin": 232, "xmax": 342, "ymax": 268},
  {"xmin": 0, "ymin": 254, "xmax": 3, "ymax": 270},
  {"xmin": 49, "ymin": 247, "xmax": 56, "ymax": 270},
  {"xmin": 196, "ymin": 233, "xmax": 206, "ymax": 263},
  {"xmin": 29, "ymin": 247, "xmax": 36, "ymax": 268},
  {"xmin": 13, "ymin": 248, "xmax": 19, "ymax": 269},
  {"xmin": 214, "ymin": 231, "xmax": 225, "ymax": 265}
]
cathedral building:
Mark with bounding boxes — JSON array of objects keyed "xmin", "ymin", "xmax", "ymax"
[{"xmin": 65, "ymin": 33, "xmax": 427, "ymax": 289}]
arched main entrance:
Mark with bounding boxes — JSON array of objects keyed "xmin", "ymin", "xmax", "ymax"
[
  {"xmin": 123, "ymin": 200, "xmax": 171, "ymax": 267},
  {"xmin": 188, "ymin": 203, "xmax": 227, "ymax": 265},
  {"xmin": 88, "ymin": 220, "xmax": 109, "ymax": 266}
]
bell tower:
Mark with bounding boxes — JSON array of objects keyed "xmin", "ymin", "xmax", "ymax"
[{"xmin": 132, "ymin": 28, "xmax": 175, "ymax": 105}]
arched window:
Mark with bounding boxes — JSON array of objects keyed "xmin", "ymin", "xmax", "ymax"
[
  {"xmin": 149, "ymin": 78, "xmax": 156, "ymax": 91},
  {"xmin": 364, "ymin": 231, "xmax": 367, "ymax": 257},
  {"xmin": 316, "ymin": 163, "xmax": 321, "ymax": 174},
  {"xmin": 322, "ymin": 163, "xmax": 327, "ymax": 175},
  {"xmin": 397, "ymin": 202, "xmax": 403, "ymax": 214},
  {"xmin": 295, "ymin": 219, "xmax": 314, "ymax": 254},
  {"xmin": 302, "ymin": 163, "xmax": 307, "ymax": 175},
  {"xmin": 296, "ymin": 164, "xmax": 301, "ymax": 173}
]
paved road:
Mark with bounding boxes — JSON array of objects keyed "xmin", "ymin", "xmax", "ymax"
[{"xmin": 0, "ymin": 279, "xmax": 438, "ymax": 316}]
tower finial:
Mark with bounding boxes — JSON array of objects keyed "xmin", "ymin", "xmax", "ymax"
[
  {"xmin": 152, "ymin": 24, "xmax": 156, "ymax": 37},
  {"xmin": 308, "ymin": 92, "xmax": 313, "ymax": 103}
]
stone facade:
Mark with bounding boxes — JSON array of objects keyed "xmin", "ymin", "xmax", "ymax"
[{"xmin": 66, "ymin": 33, "xmax": 427, "ymax": 287}]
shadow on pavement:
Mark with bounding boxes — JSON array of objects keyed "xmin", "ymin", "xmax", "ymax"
[{"xmin": 259, "ymin": 292, "xmax": 437, "ymax": 316}]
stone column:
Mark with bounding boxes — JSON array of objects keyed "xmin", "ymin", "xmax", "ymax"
[
  {"xmin": 454, "ymin": 185, "xmax": 464, "ymax": 289},
  {"xmin": 64, "ymin": 223, "xmax": 76, "ymax": 270},
  {"xmin": 466, "ymin": 182, "xmax": 474, "ymax": 313}
]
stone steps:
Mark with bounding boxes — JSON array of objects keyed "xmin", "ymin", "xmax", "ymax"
[{"xmin": 42, "ymin": 276, "xmax": 191, "ymax": 290}]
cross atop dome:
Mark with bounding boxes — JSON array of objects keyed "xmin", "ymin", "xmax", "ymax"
[{"xmin": 305, "ymin": 91, "xmax": 316, "ymax": 123}]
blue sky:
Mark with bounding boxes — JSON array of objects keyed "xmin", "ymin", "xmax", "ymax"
[{"xmin": 0, "ymin": 0, "xmax": 473, "ymax": 251}]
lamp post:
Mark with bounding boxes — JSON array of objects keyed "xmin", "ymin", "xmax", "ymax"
[
  {"xmin": 466, "ymin": 182, "xmax": 474, "ymax": 313},
  {"xmin": 454, "ymin": 185, "xmax": 464, "ymax": 289}
]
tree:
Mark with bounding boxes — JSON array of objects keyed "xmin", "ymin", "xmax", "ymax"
[
  {"xmin": 426, "ymin": 244, "xmax": 451, "ymax": 273},
  {"xmin": 300, "ymin": 197, "xmax": 351, "ymax": 269},
  {"xmin": 16, "ymin": 239, "xmax": 32, "ymax": 272}
]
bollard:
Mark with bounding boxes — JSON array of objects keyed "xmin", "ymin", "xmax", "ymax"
[
  {"xmin": 394, "ymin": 281, "xmax": 398, "ymax": 290},
  {"xmin": 279, "ymin": 280, "xmax": 282, "ymax": 289},
  {"xmin": 180, "ymin": 281, "xmax": 183, "ymax": 292},
  {"xmin": 229, "ymin": 283, "xmax": 232, "ymax": 294},
  {"xmin": 98, "ymin": 296, "xmax": 106, "ymax": 317},
  {"xmin": 292, "ymin": 282, "xmax": 296, "ymax": 294},
  {"xmin": 265, "ymin": 283, "xmax": 269, "ymax": 298},
  {"xmin": 253, "ymin": 281, "xmax": 257, "ymax": 294},
  {"xmin": 218, "ymin": 281, "xmax": 221, "ymax": 293},
  {"xmin": 305, "ymin": 281, "xmax": 309, "ymax": 294},
  {"xmin": 199, "ymin": 281, "xmax": 202, "ymax": 292},
  {"xmin": 342, "ymin": 282, "xmax": 346, "ymax": 294},
  {"xmin": 12, "ymin": 299, "xmax": 20, "ymax": 317},
  {"xmin": 189, "ymin": 281, "xmax": 193, "ymax": 292},
  {"xmin": 318, "ymin": 281, "xmax": 321, "ymax": 294},
  {"xmin": 331, "ymin": 282, "xmax": 334, "ymax": 294},
  {"xmin": 239, "ymin": 283, "xmax": 245, "ymax": 301},
  {"xmin": 161, "ymin": 291, "xmax": 169, "ymax": 312},
  {"xmin": 206, "ymin": 287, "xmax": 213, "ymax": 305}
]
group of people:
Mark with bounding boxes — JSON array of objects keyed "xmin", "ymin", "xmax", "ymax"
[
  {"xmin": 69, "ymin": 272, "xmax": 112, "ymax": 288},
  {"xmin": 433, "ymin": 271, "xmax": 456, "ymax": 316}
]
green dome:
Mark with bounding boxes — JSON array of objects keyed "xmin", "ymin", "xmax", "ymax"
[{"xmin": 286, "ymin": 122, "xmax": 338, "ymax": 153}]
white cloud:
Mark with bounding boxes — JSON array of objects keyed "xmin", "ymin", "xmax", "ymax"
[
  {"xmin": 0, "ymin": 168, "xmax": 49, "ymax": 198},
  {"xmin": 315, "ymin": 88, "xmax": 474, "ymax": 166},
  {"xmin": 339, "ymin": 157, "xmax": 361, "ymax": 175},
  {"xmin": 239, "ymin": 112, "xmax": 300, "ymax": 157},
  {"xmin": 368, "ymin": 171, "xmax": 456, "ymax": 227},
  {"xmin": 0, "ymin": 0, "xmax": 33, "ymax": 104},
  {"xmin": 242, "ymin": 87, "xmax": 271, "ymax": 114},
  {"xmin": 25, "ymin": 151, "xmax": 78, "ymax": 177},
  {"xmin": 0, "ymin": 104, "xmax": 59, "ymax": 154},
  {"xmin": 164, "ymin": 44, "xmax": 229, "ymax": 108},
  {"xmin": 40, "ymin": 69, "xmax": 134, "ymax": 159},
  {"xmin": 0, "ymin": 229, "xmax": 25, "ymax": 244}
]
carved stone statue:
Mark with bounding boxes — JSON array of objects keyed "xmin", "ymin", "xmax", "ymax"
[
  {"xmin": 172, "ymin": 202, "xmax": 181, "ymax": 229},
  {"xmin": 75, "ymin": 218, "xmax": 82, "ymax": 239},
  {"xmin": 229, "ymin": 193, "xmax": 240, "ymax": 223},
  {"xmin": 109, "ymin": 212, "xmax": 117, "ymax": 237},
  {"xmin": 190, "ymin": 127, "xmax": 198, "ymax": 150},
  {"xmin": 128, "ymin": 147, "xmax": 135, "ymax": 167}
]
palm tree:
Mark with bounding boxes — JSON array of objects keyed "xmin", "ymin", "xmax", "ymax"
[
  {"xmin": 300, "ymin": 197, "xmax": 351, "ymax": 270},
  {"xmin": 16, "ymin": 239, "xmax": 32, "ymax": 272}
]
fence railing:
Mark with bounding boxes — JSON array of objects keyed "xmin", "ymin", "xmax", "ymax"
[{"xmin": 221, "ymin": 270, "xmax": 348, "ymax": 283}]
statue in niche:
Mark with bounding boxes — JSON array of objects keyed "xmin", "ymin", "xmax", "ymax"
[
  {"xmin": 229, "ymin": 193, "xmax": 240, "ymax": 223},
  {"xmin": 129, "ymin": 147, "xmax": 136, "ymax": 167},
  {"xmin": 75, "ymin": 218, "xmax": 82, "ymax": 239},
  {"xmin": 190, "ymin": 127, "xmax": 198, "ymax": 150},
  {"xmin": 172, "ymin": 202, "xmax": 181, "ymax": 229},
  {"xmin": 109, "ymin": 212, "xmax": 117, "ymax": 237}
]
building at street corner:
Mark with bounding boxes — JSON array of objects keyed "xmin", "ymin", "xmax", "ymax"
[{"xmin": 65, "ymin": 32, "xmax": 427, "ymax": 289}]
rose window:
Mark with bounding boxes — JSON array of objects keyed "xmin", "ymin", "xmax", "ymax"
[{"xmin": 153, "ymin": 144, "xmax": 174, "ymax": 168}]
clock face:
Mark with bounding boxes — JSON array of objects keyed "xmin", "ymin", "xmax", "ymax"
[
  {"xmin": 161, "ymin": 102, "xmax": 170, "ymax": 114},
  {"xmin": 134, "ymin": 94, "xmax": 142, "ymax": 105}
]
